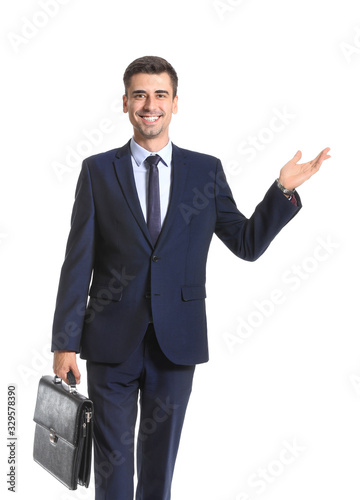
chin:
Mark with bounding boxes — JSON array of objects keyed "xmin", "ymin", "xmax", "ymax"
[{"xmin": 140, "ymin": 128, "xmax": 162, "ymax": 138}]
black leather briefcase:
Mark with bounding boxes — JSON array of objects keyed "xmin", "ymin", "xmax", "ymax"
[{"xmin": 33, "ymin": 371, "xmax": 93, "ymax": 490}]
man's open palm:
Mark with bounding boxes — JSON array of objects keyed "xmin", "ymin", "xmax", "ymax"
[{"xmin": 279, "ymin": 147, "xmax": 331, "ymax": 191}]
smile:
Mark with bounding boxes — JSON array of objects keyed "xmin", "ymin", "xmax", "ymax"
[{"xmin": 140, "ymin": 115, "xmax": 161, "ymax": 123}]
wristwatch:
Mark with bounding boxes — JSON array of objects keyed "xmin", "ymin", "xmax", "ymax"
[{"xmin": 276, "ymin": 178, "xmax": 295, "ymax": 196}]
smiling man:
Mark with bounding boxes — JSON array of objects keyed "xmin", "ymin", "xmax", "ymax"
[
  {"xmin": 52, "ymin": 56, "xmax": 330, "ymax": 500},
  {"xmin": 123, "ymin": 71, "xmax": 178, "ymax": 148}
]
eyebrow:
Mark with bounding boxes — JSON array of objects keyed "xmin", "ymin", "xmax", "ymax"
[{"xmin": 132, "ymin": 90, "xmax": 170, "ymax": 95}]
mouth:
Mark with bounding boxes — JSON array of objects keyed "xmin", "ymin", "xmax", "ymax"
[{"xmin": 139, "ymin": 115, "xmax": 162, "ymax": 124}]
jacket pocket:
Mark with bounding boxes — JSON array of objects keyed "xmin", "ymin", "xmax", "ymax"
[
  {"xmin": 181, "ymin": 285, "xmax": 206, "ymax": 301},
  {"xmin": 88, "ymin": 283, "xmax": 123, "ymax": 302}
]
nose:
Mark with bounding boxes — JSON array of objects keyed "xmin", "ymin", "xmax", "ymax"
[{"xmin": 144, "ymin": 95, "xmax": 157, "ymax": 111}]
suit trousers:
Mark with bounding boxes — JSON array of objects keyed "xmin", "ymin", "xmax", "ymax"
[{"xmin": 87, "ymin": 324, "xmax": 196, "ymax": 500}]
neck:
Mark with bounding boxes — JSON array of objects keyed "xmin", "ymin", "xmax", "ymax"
[{"xmin": 133, "ymin": 132, "xmax": 169, "ymax": 152}]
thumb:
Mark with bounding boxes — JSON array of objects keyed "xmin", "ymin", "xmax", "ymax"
[{"xmin": 293, "ymin": 150, "xmax": 302, "ymax": 162}]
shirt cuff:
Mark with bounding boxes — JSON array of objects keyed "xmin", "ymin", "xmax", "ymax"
[{"xmin": 288, "ymin": 194, "xmax": 297, "ymax": 206}]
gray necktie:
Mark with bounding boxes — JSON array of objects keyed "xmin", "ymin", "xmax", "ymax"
[{"xmin": 146, "ymin": 155, "xmax": 161, "ymax": 245}]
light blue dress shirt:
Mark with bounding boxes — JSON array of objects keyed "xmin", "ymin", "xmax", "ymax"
[{"xmin": 130, "ymin": 137, "xmax": 172, "ymax": 227}]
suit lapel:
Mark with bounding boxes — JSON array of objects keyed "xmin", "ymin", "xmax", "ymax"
[
  {"xmin": 113, "ymin": 141, "xmax": 153, "ymax": 247},
  {"xmin": 112, "ymin": 141, "xmax": 189, "ymax": 249}
]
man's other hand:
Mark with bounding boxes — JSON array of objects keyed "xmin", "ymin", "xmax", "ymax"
[
  {"xmin": 279, "ymin": 147, "xmax": 331, "ymax": 191},
  {"xmin": 53, "ymin": 350, "xmax": 81, "ymax": 385}
]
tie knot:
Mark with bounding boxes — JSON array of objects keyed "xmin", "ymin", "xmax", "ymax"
[{"xmin": 146, "ymin": 154, "xmax": 161, "ymax": 168}]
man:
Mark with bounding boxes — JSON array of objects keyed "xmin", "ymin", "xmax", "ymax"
[{"xmin": 52, "ymin": 56, "xmax": 330, "ymax": 499}]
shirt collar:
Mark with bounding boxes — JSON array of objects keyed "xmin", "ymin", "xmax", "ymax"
[{"xmin": 130, "ymin": 137, "xmax": 172, "ymax": 168}]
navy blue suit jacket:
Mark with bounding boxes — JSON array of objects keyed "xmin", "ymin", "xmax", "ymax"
[{"xmin": 51, "ymin": 141, "xmax": 301, "ymax": 365}]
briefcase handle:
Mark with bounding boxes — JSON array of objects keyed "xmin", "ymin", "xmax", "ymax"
[{"xmin": 53, "ymin": 370, "xmax": 77, "ymax": 393}]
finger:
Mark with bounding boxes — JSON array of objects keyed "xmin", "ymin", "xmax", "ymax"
[
  {"xmin": 60, "ymin": 368, "xmax": 80, "ymax": 385},
  {"xmin": 59, "ymin": 368, "xmax": 70, "ymax": 384},
  {"xmin": 322, "ymin": 147, "xmax": 331, "ymax": 160},
  {"xmin": 314, "ymin": 148, "xmax": 332, "ymax": 168},
  {"xmin": 293, "ymin": 150, "xmax": 302, "ymax": 163},
  {"xmin": 53, "ymin": 354, "xmax": 66, "ymax": 380},
  {"xmin": 71, "ymin": 365, "xmax": 81, "ymax": 385},
  {"xmin": 310, "ymin": 150, "xmax": 326, "ymax": 170},
  {"xmin": 62, "ymin": 362, "xmax": 81, "ymax": 385},
  {"xmin": 315, "ymin": 147, "xmax": 331, "ymax": 164}
]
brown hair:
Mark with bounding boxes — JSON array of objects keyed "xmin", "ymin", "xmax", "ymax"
[{"xmin": 123, "ymin": 56, "xmax": 178, "ymax": 97}]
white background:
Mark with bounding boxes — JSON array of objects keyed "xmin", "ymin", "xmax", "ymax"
[{"xmin": 1, "ymin": 0, "xmax": 360, "ymax": 499}]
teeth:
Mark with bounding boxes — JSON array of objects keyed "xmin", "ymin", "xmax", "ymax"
[{"xmin": 143, "ymin": 116, "xmax": 159, "ymax": 122}]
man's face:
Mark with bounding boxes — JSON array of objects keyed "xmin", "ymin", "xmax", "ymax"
[{"xmin": 123, "ymin": 72, "xmax": 178, "ymax": 147}]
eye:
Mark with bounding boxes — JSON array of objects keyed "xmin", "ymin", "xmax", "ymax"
[{"xmin": 134, "ymin": 94, "xmax": 146, "ymax": 99}]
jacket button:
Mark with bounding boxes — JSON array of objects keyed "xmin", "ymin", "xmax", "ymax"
[{"xmin": 152, "ymin": 255, "xmax": 160, "ymax": 262}]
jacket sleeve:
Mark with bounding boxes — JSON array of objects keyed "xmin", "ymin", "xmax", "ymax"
[
  {"xmin": 51, "ymin": 160, "xmax": 96, "ymax": 352},
  {"xmin": 214, "ymin": 159, "xmax": 302, "ymax": 261}
]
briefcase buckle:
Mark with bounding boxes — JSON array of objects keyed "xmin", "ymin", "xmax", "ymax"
[{"xmin": 49, "ymin": 428, "xmax": 58, "ymax": 445}]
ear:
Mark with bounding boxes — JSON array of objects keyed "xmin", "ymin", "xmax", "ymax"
[
  {"xmin": 172, "ymin": 95, "xmax": 178, "ymax": 115},
  {"xmin": 123, "ymin": 94, "xmax": 128, "ymax": 113}
]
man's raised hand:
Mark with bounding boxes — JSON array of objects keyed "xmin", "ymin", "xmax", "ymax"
[{"xmin": 278, "ymin": 147, "xmax": 331, "ymax": 191}]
